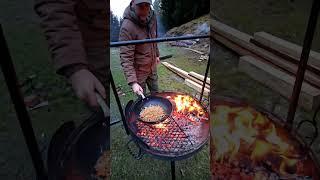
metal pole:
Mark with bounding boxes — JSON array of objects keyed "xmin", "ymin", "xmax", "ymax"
[
  {"xmin": 286, "ymin": 0, "xmax": 320, "ymax": 130},
  {"xmin": 110, "ymin": 35, "xmax": 209, "ymax": 47},
  {"xmin": 0, "ymin": 25, "xmax": 47, "ymax": 179},
  {"xmin": 200, "ymin": 56, "xmax": 210, "ymax": 102},
  {"xmin": 171, "ymin": 161, "xmax": 176, "ymax": 180},
  {"xmin": 110, "ymin": 73, "xmax": 129, "ymax": 134}
]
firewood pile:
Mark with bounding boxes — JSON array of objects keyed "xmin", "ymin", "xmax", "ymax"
[
  {"xmin": 211, "ymin": 20, "xmax": 320, "ymax": 111},
  {"xmin": 161, "ymin": 62, "xmax": 210, "ymax": 96}
]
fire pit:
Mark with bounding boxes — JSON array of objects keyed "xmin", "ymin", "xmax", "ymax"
[
  {"xmin": 210, "ymin": 96, "xmax": 320, "ymax": 180},
  {"xmin": 124, "ymin": 91, "xmax": 209, "ymax": 179}
]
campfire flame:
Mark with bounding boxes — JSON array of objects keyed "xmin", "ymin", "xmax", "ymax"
[
  {"xmin": 211, "ymin": 105, "xmax": 304, "ymax": 176},
  {"xmin": 173, "ymin": 95, "xmax": 204, "ymax": 116}
]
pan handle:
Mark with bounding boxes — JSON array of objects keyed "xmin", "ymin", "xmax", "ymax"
[
  {"xmin": 95, "ymin": 92, "xmax": 109, "ymax": 118},
  {"xmin": 126, "ymin": 138, "xmax": 145, "ymax": 160}
]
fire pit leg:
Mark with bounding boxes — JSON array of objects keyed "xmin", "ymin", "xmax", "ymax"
[{"xmin": 171, "ymin": 161, "xmax": 176, "ymax": 180}]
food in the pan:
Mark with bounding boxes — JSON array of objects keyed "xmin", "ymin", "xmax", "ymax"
[{"xmin": 140, "ymin": 105, "xmax": 166, "ymax": 122}]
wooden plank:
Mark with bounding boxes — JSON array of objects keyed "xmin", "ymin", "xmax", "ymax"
[
  {"xmin": 189, "ymin": 71, "xmax": 211, "ymax": 84},
  {"xmin": 212, "ymin": 21, "xmax": 320, "ymax": 89},
  {"xmin": 212, "ymin": 20, "xmax": 252, "ymax": 44},
  {"xmin": 211, "ymin": 31, "xmax": 251, "ymax": 56},
  {"xmin": 253, "ymin": 32, "xmax": 320, "ymax": 71},
  {"xmin": 187, "ymin": 76, "xmax": 210, "ymax": 89},
  {"xmin": 250, "ymin": 38, "xmax": 320, "ymax": 75},
  {"xmin": 162, "ymin": 62, "xmax": 210, "ymax": 89},
  {"xmin": 161, "ymin": 62, "xmax": 189, "ymax": 79},
  {"xmin": 238, "ymin": 56, "xmax": 320, "ymax": 111},
  {"xmin": 185, "ymin": 79, "xmax": 210, "ymax": 96}
]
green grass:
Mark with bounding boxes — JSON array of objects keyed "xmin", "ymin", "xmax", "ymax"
[{"xmin": 110, "ymin": 44, "xmax": 210, "ymax": 180}]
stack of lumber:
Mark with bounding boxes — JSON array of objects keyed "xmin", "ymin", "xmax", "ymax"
[
  {"xmin": 211, "ymin": 20, "xmax": 320, "ymax": 111},
  {"xmin": 162, "ymin": 62, "xmax": 210, "ymax": 96}
]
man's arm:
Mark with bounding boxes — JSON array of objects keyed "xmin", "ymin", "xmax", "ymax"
[
  {"xmin": 34, "ymin": 0, "xmax": 106, "ymax": 106},
  {"xmin": 34, "ymin": 0, "xmax": 88, "ymax": 77},
  {"xmin": 119, "ymin": 25, "xmax": 137, "ymax": 85}
]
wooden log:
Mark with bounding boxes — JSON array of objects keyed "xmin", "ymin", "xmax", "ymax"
[
  {"xmin": 253, "ymin": 32, "xmax": 320, "ymax": 71},
  {"xmin": 212, "ymin": 20, "xmax": 320, "ymax": 89},
  {"xmin": 189, "ymin": 71, "xmax": 211, "ymax": 84},
  {"xmin": 238, "ymin": 56, "xmax": 320, "ymax": 111},
  {"xmin": 185, "ymin": 79, "xmax": 210, "ymax": 96}
]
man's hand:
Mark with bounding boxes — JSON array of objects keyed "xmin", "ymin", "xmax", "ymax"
[
  {"xmin": 69, "ymin": 69, "xmax": 106, "ymax": 107},
  {"xmin": 156, "ymin": 57, "xmax": 160, "ymax": 64},
  {"xmin": 131, "ymin": 82, "xmax": 144, "ymax": 95}
]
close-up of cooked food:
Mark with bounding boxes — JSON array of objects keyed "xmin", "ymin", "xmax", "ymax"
[{"xmin": 139, "ymin": 105, "xmax": 166, "ymax": 123}]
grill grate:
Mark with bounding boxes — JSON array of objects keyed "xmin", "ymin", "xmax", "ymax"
[
  {"xmin": 127, "ymin": 92, "xmax": 209, "ymax": 159},
  {"xmin": 136, "ymin": 113, "xmax": 197, "ymax": 154}
]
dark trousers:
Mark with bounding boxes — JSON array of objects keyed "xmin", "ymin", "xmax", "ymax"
[{"xmin": 137, "ymin": 71, "xmax": 159, "ymax": 99}]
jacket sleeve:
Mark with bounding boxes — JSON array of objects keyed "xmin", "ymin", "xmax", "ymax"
[
  {"xmin": 119, "ymin": 25, "xmax": 137, "ymax": 85},
  {"xmin": 34, "ymin": 0, "xmax": 88, "ymax": 76}
]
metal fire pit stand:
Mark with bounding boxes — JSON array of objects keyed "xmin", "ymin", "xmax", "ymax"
[
  {"xmin": 110, "ymin": 35, "xmax": 210, "ymax": 180},
  {"xmin": 286, "ymin": 0, "xmax": 320, "ymax": 147},
  {"xmin": 0, "ymin": 25, "xmax": 48, "ymax": 180}
]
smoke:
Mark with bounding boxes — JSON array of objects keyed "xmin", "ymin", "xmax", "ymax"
[
  {"xmin": 195, "ymin": 22, "xmax": 210, "ymax": 35},
  {"xmin": 156, "ymin": 13, "xmax": 167, "ymax": 37}
]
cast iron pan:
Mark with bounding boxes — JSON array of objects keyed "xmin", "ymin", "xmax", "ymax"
[
  {"xmin": 47, "ymin": 93, "xmax": 110, "ymax": 180},
  {"xmin": 132, "ymin": 95, "xmax": 173, "ymax": 124}
]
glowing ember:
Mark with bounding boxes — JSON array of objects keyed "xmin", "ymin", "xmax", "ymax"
[
  {"xmin": 211, "ymin": 104, "xmax": 317, "ymax": 179},
  {"xmin": 154, "ymin": 122, "xmax": 166, "ymax": 129}
]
